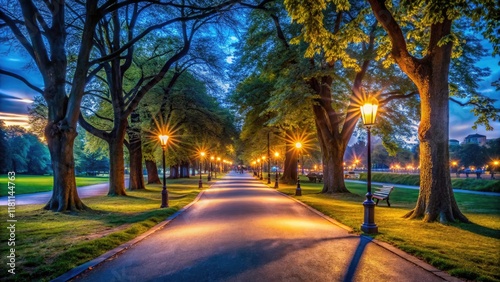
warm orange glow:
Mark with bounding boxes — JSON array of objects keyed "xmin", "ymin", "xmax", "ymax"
[
  {"xmin": 452, "ymin": 161, "xmax": 457, "ymax": 166},
  {"xmin": 494, "ymin": 161, "xmax": 499, "ymax": 166},
  {"xmin": 211, "ymin": 156, "xmax": 215, "ymax": 160},
  {"xmin": 217, "ymin": 157, "xmax": 221, "ymax": 161},
  {"xmin": 295, "ymin": 142, "xmax": 302, "ymax": 149},
  {"xmin": 200, "ymin": 151, "xmax": 206, "ymax": 157},
  {"xmin": 159, "ymin": 135, "xmax": 169, "ymax": 146},
  {"xmin": 274, "ymin": 152, "xmax": 279, "ymax": 158},
  {"xmin": 360, "ymin": 96, "xmax": 379, "ymax": 126}
]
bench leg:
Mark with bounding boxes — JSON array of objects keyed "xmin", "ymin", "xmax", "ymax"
[
  {"xmin": 375, "ymin": 199, "xmax": 379, "ymax": 205},
  {"xmin": 387, "ymin": 198, "xmax": 390, "ymax": 207}
]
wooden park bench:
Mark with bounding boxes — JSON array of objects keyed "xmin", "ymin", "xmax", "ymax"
[
  {"xmin": 372, "ymin": 186, "xmax": 394, "ymax": 207},
  {"xmin": 306, "ymin": 173, "xmax": 323, "ymax": 183}
]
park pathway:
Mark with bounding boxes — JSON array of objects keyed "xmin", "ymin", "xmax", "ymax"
[{"xmin": 69, "ymin": 171, "xmax": 449, "ymax": 282}]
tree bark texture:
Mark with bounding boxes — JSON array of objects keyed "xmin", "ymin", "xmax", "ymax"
[
  {"xmin": 127, "ymin": 111, "xmax": 145, "ymax": 190},
  {"xmin": 367, "ymin": 0, "xmax": 468, "ymax": 222},
  {"xmin": 281, "ymin": 140, "xmax": 297, "ymax": 184},
  {"xmin": 145, "ymin": 159, "xmax": 161, "ymax": 184},
  {"xmin": 107, "ymin": 128, "xmax": 127, "ymax": 196},
  {"xmin": 169, "ymin": 165, "xmax": 179, "ymax": 179},
  {"xmin": 309, "ymin": 76, "xmax": 353, "ymax": 193}
]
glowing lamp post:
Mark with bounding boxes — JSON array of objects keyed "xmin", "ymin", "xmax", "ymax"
[
  {"xmin": 199, "ymin": 152, "xmax": 205, "ymax": 188},
  {"xmin": 295, "ymin": 142, "xmax": 303, "ymax": 196},
  {"xmin": 216, "ymin": 157, "xmax": 221, "ymax": 178},
  {"xmin": 159, "ymin": 135, "xmax": 169, "ymax": 208},
  {"xmin": 360, "ymin": 97, "xmax": 379, "ymax": 234},
  {"xmin": 274, "ymin": 152, "xmax": 279, "ymax": 188},
  {"xmin": 259, "ymin": 157, "xmax": 264, "ymax": 180}
]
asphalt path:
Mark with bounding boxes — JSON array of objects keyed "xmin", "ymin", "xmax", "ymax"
[
  {"xmin": 0, "ymin": 180, "xmax": 127, "ymax": 206},
  {"xmin": 70, "ymin": 172, "xmax": 448, "ymax": 282}
]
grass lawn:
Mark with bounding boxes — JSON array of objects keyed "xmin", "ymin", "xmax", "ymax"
[
  {"xmin": 0, "ymin": 177, "xmax": 203, "ymax": 281},
  {"xmin": 272, "ymin": 177, "xmax": 500, "ymax": 282},
  {"xmin": 0, "ymin": 175, "xmax": 109, "ymax": 195}
]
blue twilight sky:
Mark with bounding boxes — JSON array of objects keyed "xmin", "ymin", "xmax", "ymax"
[{"xmin": 0, "ymin": 44, "xmax": 499, "ymax": 142}]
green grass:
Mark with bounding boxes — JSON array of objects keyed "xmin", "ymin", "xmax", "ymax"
[
  {"xmin": 271, "ymin": 176, "xmax": 500, "ymax": 282},
  {"xmin": 0, "ymin": 175, "xmax": 109, "ymax": 195},
  {"xmin": 0, "ymin": 177, "xmax": 202, "ymax": 281},
  {"xmin": 357, "ymin": 172, "xmax": 500, "ymax": 192}
]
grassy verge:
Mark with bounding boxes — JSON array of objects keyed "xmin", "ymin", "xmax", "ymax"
[
  {"xmin": 0, "ymin": 175, "xmax": 109, "ymax": 195},
  {"xmin": 357, "ymin": 172, "xmax": 500, "ymax": 192},
  {"xmin": 272, "ymin": 176, "xmax": 500, "ymax": 282},
  {"xmin": 0, "ymin": 177, "xmax": 203, "ymax": 281}
]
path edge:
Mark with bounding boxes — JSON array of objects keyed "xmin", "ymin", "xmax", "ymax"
[
  {"xmin": 273, "ymin": 188, "xmax": 462, "ymax": 282},
  {"xmin": 51, "ymin": 187, "xmax": 208, "ymax": 282}
]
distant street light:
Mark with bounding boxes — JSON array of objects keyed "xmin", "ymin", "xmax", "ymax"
[
  {"xmin": 274, "ymin": 152, "xmax": 280, "ymax": 188},
  {"xmin": 217, "ymin": 157, "xmax": 221, "ymax": 178},
  {"xmin": 295, "ymin": 142, "xmax": 303, "ymax": 196},
  {"xmin": 159, "ymin": 134, "xmax": 169, "ymax": 208},
  {"xmin": 359, "ymin": 96, "xmax": 379, "ymax": 234},
  {"xmin": 199, "ymin": 151, "xmax": 205, "ymax": 188}
]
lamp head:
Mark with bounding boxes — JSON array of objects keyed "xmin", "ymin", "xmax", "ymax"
[
  {"xmin": 159, "ymin": 135, "xmax": 169, "ymax": 147},
  {"xmin": 360, "ymin": 96, "xmax": 379, "ymax": 126}
]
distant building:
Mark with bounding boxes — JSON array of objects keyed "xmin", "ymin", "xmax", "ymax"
[
  {"xmin": 449, "ymin": 139, "xmax": 460, "ymax": 146},
  {"xmin": 463, "ymin": 133, "xmax": 487, "ymax": 146}
]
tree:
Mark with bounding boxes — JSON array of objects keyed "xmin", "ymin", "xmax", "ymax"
[
  {"xmin": 0, "ymin": 0, "xmax": 104, "ymax": 211},
  {"xmin": 365, "ymin": 0, "xmax": 499, "ymax": 222}
]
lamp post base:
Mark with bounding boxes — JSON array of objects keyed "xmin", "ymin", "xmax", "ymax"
[
  {"xmin": 198, "ymin": 179, "xmax": 203, "ymax": 188},
  {"xmin": 274, "ymin": 181, "xmax": 279, "ymax": 188},
  {"xmin": 295, "ymin": 180, "xmax": 301, "ymax": 196},
  {"xmin": 360, "ymin": 199, "xmax": 378, "ymax": 233},
  {"xmin": 160, "ymin": 187, "xmax": 168, "ymax": 208}
]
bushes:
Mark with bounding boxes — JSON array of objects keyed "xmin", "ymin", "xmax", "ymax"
[{"xmin": 358, "ymin": 172, "xmax": 500, "ymax": 192}]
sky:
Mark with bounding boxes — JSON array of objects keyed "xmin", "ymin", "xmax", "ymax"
[{"xmin": 0, "ymin": 42, "xmax": 499, "ymax": 143}]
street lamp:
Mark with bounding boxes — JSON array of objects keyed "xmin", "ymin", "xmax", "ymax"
[
  {"xmin": 295, "ymin": 142, "xmax": 302, "ymax": 196},
  {"xmin": 359, "ymin": 96, "xmax": 379, "ymax": 234},
  {"xmin": 199, "ymin": 151, "xmax": 205, "ymax": 188},
  {"xmin": 159, "ymin": 134, "xmax": 169, "ymax": 208},
  {"xmin": 274, "ymin": 151, "xmax": 279, "ymax": 188}
]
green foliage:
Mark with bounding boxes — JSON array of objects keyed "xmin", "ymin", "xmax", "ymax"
[{"xmin": 3, "ymin": 126, "xmax": 51, "ymax": 174}]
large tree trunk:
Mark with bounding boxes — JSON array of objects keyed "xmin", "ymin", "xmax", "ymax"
[
  {"xmin": 310, "ymin": 76, "xmax": 352, "ymax": 193},
  {"xmin": 145, "ymin": 159, "xmax": 161, "ymax": 184},
  {"xmin": 44, "ymin": 119, "xmax": 86, "ymax": 211},
  {"xmin": 169, "ymin": 165, "xmax": 179, "ymax": 179},
  {"xmin": 127, "ymin": 111, "xmax": 145, "ymax": 190},
  {"xmin": 320, "ymin": 137, "xmax": 350, "ymax": 193},
  {"xmin": 281, "ymin": 141, "xmax": 297, "ymax": 184},
  {"xmin": 108, "ymin": 136, "xmax": 127, "ymax": 196},
  {"xmin": 403, "ymin": 47, "xmax": 468, "ymax": 222}
]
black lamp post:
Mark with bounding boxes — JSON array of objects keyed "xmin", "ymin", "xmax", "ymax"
[
  {"xmin": 199, "ymin": 152, "xmax": 205, "ymax": 188},
  {"xmin": 295, "ymin": 142, "xmax": 302, "ymax": 196},
  {"xmin": 216, "ymin": 157, "xmax": 221, "ymax": 178},
  {"xmin": 159, "ymin": 135, "xmax": 169, "ymax": 208},
  {"xmin": 360, "ymin": 96, "xmax": 379, "ymax": 234},
  {"xmin": 274, "ymin": 152, "xmax": 279, "ymax": 188}
]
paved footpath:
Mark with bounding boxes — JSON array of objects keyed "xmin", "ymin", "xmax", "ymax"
[{"xmin": 64, "ymin": 171, "xmax": 454, "ymax": 282}]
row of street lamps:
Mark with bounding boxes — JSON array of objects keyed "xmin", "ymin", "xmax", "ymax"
[{"xmin": 157, "ymin": 135, "xmax": 231, "ymax": 208}]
